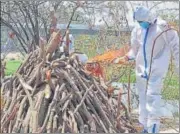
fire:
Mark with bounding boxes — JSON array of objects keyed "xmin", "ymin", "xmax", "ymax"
[
  {"xmin": 88, "ymin": 45, "xmax": 130, "ymax": 63},
  {"xmin": 85, "ymin": 45, "xmax": 130, "ymax": 79},
  {"xmin": 85, "ymin": 62, "xmax": 104, "ymax": 79}
]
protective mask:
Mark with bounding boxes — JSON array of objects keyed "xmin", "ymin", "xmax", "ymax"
[{"xmin": 139, "ymin": 22, "xmax": 150, "ymax": 29}]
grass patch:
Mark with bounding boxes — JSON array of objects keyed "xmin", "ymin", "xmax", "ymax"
[
  {"xmin": 162, "ymin": 75, "xmax": 179, "ymax": 100},
  {"xmin": 118, "ymin": 67, "xmax": 179, "ymax": 100},
  {"xmin": 5, "ymin": 60, "xmax": 22, "ymax": 76},
  {"xmin": 118, "ymin": 68, "xmax": 179, "ymax": 100}
]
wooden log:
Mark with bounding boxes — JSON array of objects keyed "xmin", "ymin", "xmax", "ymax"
[
  {"xmin": 22, "ymin": 107, "xmax": 31, "ymax": 133},
  {"xmin": 12, "ymin": 96, "xmax": 27, "ymax": 133},
  {"xmin": 32, "ymin": 91, "xmax": 44, "ymax": 133},
  {"xmin": 39, "ymin": 84, "xmax": 65, "ymax": 133},
  {"xmin": 73, "ymin": 85, "xmax": 93, "ymax": 114},
  {"xmin": 52, "ymin": 114, "xmax": 58, "ymax": 133},
  {"xmin": 46, "ymin": 109, "xmax": 54, "ymax": 133},
  {"xmin": 16, "ymin": 74, "xmax": 34, "ymax": 109},
  {"xmin": 69, "ymin": 103, "xmax": 84, "ymax": 132},
  {"xmin": 68, "ymin": 111, "xmax": 78, "ymax": 133}
]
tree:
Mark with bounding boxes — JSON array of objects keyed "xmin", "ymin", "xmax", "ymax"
[
  {"xmin": 1, "ymin": 1, "xmax": 63, "ymax": 53},
  {"xmin": 1, "ymin": 1, "xmax": 89, "ymax": 54}
]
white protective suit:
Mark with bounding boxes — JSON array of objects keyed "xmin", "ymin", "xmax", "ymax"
[
  {"xmin": 60, "ymin": 34, "xmax": 88, "ymax": 64},
  {"xmin": 127, "ymin": 7, "xmax": 179, "ymax": 133}
]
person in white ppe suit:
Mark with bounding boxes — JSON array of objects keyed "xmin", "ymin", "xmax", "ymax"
[
  {"xmin": 114, "ymin": 6, "xmax": 179, "ymax": 133},
  {"xmin": 59, "ymin": 30, "xmax": 88, "ymax": 64}
]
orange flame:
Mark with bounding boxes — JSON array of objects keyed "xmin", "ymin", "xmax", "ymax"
[
  {"xmin": 85, "ymin": 45, "xmax": 130, "ymax": 79},
  {"xmin": 88, "ymin": 45, "xmax": 130, "ymax": 63}
]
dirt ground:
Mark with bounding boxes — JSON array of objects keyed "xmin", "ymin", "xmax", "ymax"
[
  {"xmin": 160, "ymin": 128, "xmax": 179, "ymax": 133},
  {"xmin": 131, "ymin": 109, "xmax": 179, "ymax": 133}
]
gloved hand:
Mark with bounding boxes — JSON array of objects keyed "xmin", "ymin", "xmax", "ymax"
[{"xmin": 113, "ymin": 55, "xmax": 129, "ymax": 64}]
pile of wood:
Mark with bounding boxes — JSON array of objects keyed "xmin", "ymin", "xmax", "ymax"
[{"xmin": 1, "ymin": 33, "xmax": 137, "ymax": 133}]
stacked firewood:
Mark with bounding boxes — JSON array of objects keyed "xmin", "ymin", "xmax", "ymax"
[{"xmin": 1, "ymin": 32, "xmax": 137, "ymax": 133}]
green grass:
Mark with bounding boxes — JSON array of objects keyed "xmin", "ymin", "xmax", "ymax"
[
  {"xmin": 5, "ymin": 60, "xmax": 22, "ymax": 76},
  {"xmin": 118, "ymin": 67, "xmax": 179, "ymax": 100},
  {"xmin": 162, "ymin": 74, "xmax": 179, "ymax": 100}
]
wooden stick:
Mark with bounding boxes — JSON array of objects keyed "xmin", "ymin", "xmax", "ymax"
[
  {"xmin": 12, "ymin": 96, "xmax": 27, "ymax": 133},
  {"xmin": 73, "ymin": 85, "xmax": 93, "ymax": 114},
  {"xmin": 40, "ymin": 84, "xmax": 65, "ymax": 132},
  {"xmin": 52, "ymin": 114, "xmax": 58, "ymax": 133},
  {"xmin": 16, "ymin": 74, "xmax": 34, "ymax": 109}
]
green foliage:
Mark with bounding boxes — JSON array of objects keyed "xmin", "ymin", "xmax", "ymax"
[
  {"xmin": 75, "ymin": 35, "xmax": 98, "ymax": 58},
  {"xmin": 5, "ymin": 60, "xmax": 22, "ymax": 76},
  {"xmin": 162, "ymin": 70, "xmax": 179, "ymax": 100}
]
